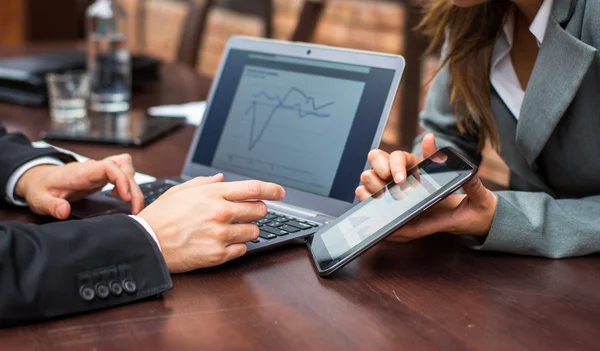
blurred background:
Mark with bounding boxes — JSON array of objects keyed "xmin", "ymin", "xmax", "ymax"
[{"xmin": 0, "ymin": 0, "xmax": 507, "ymax": 184}]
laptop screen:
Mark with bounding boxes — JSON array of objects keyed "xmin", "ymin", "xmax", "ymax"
[{"xmin": 191, "ymin": 49, "xmax": 396, "ymax": 203}]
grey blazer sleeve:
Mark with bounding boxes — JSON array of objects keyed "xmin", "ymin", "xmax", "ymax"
[
  {"xmin": 464, "ymin": 192, "xmax": 600, "ymax": 258},
  {"xmin": 411, "ymin": 67, "xmax": 600, "ymax": 259}
]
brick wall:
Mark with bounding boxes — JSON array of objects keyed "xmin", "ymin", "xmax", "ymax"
[
  {"xmin": 0, "ymin": 0, "xmax": 26, "ymax": 45},
  {"xmin": 138, "ymin": 1, "xmax": 423, "ymax": 79}
]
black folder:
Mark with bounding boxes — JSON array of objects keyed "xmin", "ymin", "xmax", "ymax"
[{"xmin": 0, "ymin": 50, "xmax": 160, "ymax": 106}]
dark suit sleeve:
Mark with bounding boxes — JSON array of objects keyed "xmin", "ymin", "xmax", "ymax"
[
  {"xmin": 0, "ymin": 214, "xmax": 173, "ymax": 327},
  {"xmin": 0, "ymin": 124, "xmax": 76, "ymax": 202}
]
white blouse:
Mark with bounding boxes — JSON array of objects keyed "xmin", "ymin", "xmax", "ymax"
[{"xmin": 490, "ymin": 0, "xmax": 554, "ymax": 119}]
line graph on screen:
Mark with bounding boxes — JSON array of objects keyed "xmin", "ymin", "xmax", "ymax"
[
  {"xmin": 245, "ymin": 87, "xmax": 335, "ymax": 150},
  {"xmin": 211, "ymin": 67, "xmax": 365, "ymax": 196}
]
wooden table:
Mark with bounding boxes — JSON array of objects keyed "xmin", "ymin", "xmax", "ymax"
[{"xmin": 1, "ymin": 47, "xmax": 599, "ymax": 351}]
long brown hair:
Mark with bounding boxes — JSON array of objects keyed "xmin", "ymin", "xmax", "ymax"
[{"xmin": 420, "ymin": 1, "xmax": 512, "ymax": 151}]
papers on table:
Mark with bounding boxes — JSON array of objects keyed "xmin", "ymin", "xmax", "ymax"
[
  {"xmin": 147, "ymin": 101, "xmax": 207, "ymax": 126},
  {"xmin": 31, "ymin": 141, "xmax": 157, "ymax": 191}
]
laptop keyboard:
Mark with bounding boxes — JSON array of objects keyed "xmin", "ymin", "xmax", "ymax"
[
  {"xmin": 252, "ymin": 212, "xmax": 320, "ymax": 243},
  {"xmin": 138, "ymin": 180, "xmax": 178, "ymax": 206},
  {"xmin": 103, "ymin": 179, "xmax": 321, "ymax": 243},
  {"xmin": 103, "ymin": 179, "xmax": 179, "ymax": 207}
]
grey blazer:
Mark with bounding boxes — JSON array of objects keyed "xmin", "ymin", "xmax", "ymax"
[{"xmin": 413, "ymin": 0, "xmax": 600, "ymax": 258}]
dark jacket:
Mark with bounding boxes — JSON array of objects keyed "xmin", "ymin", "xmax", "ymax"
[{"xmin": 0, "ymin": 124, "xmax": 172, "ymax": 327}]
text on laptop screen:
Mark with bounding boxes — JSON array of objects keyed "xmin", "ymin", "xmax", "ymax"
[{"xmin": 192, "ymin": 49, "xmax": 396, "ymax": 203}]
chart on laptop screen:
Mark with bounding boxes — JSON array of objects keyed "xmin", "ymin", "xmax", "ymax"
[{"xmin": 211, "ymin": 65, "xmax": 365, "ymax": 196}]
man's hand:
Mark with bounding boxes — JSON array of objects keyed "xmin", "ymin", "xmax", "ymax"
[
  {"xmin": 15, "ymin": 154, "xmax": 144, "ymax": 219},
  {"xmin": 138, "ymin": 174, "xmax": 286, "ymax": 273}
]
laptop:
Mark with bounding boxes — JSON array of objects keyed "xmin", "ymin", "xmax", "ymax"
[{"xmin": 71, "ymin": 36, "xmax": 405, "ymax": 253}]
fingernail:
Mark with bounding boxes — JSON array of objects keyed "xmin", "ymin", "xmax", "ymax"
[
  {"xmin": 57, "ymin": 203, "xmax": 67, "ymax": 219},
  {"xmin": 394, "ymin": 172, "xmax": 404, "ymax": 183}
]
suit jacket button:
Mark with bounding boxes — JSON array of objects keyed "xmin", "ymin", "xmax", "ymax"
[
  {"xmin": 109, "ymin": 281, "xmax": 123, "ymax": 296},
  {"xmin": 95, "ymin": 283, "xmax": 110, "ymax": 299},
  {"xmin": 122, "ymin": 279, "xmax": 137, "ymax": 294},
  {"xmin": 80, "ymin": 286, "xmax": 95, "ymax": 301}
]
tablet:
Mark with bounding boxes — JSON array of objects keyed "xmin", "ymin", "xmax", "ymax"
[
  {"xmin": 307, "ymin": 147, "xmax": 477, "ymax": 276},
  {"xmin": 41, "ymin": 110, "xmax": 185, "ymax": 147}
]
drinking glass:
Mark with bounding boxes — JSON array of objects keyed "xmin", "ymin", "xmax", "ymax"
[{"xmin": 46, "ymin": 72, "xmax": 90, "ymax": 122}]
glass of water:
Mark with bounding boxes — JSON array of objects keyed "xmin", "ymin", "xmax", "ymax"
[{"xmin": 46, "ymin": 72, "xmax": 90, "ymax": 122}]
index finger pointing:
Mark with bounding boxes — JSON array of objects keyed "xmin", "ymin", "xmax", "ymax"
[
  {"xmin": 217, "ymin": 180, "xmax": 285, "ymax": 201},
  {"xmin": 108, "ymin": 153, "xmax": 136, "ymax": 177},
  {"xmin": 128, "ymin": 178, "xmax": 145, "ymax": 214},
  {"xmin": 389, "ymin": 151, "xmax": 420, "ymax": 184},
  {"xmin": 106, "ymin": 161, "xmax": 134, "ymax": 201}
]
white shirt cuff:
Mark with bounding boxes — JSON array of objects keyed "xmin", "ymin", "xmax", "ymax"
[
  {"xmin": 5, "ymin": 157, "xmax": 65, "ymax": 206},
  {"xmin": 129, "ymin": 215, "xmax": 162, "ymax": 251}
]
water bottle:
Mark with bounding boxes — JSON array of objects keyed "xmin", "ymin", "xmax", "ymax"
[{"xmin": 86, "ymin": 0, "xmax": 131, "ymax": 112}]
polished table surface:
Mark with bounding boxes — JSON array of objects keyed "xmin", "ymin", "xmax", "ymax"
[{"xmin": 1, "ymin": 46, "xmax": 599, "ymax": 351}]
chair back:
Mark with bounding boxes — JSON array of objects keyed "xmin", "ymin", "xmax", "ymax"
[
  {"xmin": 176, "ymin": 0, "xmax": 326, "ymax": 68},
  {"xmin": 177, "ymin": 0, "xmax": 274, "ymax": 67}
]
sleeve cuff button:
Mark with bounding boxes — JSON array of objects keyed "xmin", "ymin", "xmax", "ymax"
[
  {"xmin": 109, "ymin": 281, "xmax": 123, "ymax": 296},
  {"xmin": 80, "ymin": 286, "xmax": 95, "ymax": 301},
  {"xmin": 122, "ymin": 279, "xmax": 137, "ymax": 294},
  {"xmin": 95, "ymin": 283, "xmax": 110, "ymax": 299}
]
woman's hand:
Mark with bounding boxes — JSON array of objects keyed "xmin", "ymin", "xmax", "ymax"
[
  {"xmin": 15, "ymin": 154, "xmax": 144, "ymax": 220},
  {"xmin": 355, "ymin": 133, "xmax": 498, "ymax": 241}
]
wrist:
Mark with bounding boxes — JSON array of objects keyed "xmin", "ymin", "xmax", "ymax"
[
  {"xmin": 137, "ymin": 211, "xmax": 162, "ymax": 245},
  {"xmin": 129, "ymin": 215, "xmax": 162, "ymax": 251},
  {"xmin": 14, "ymin": 164, "xmax": 57, "ymax": 199},
  {"xmin": 477, "ymin": 192, "xmax": 498, "ymax": 237}
]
